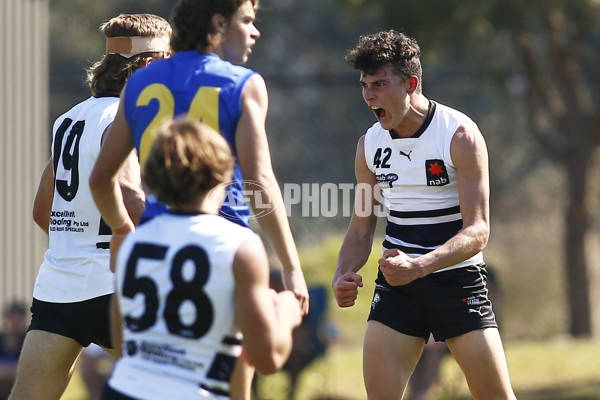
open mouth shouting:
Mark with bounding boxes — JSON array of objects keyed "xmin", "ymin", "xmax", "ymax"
[{"xmin": 370, "ymin": 105, "xmax": 386, "ymax": 121}]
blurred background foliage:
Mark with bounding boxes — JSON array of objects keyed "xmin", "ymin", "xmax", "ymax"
[{"xmin": 48, "ymin": 0, "xmax": 600, "ymax": 342}]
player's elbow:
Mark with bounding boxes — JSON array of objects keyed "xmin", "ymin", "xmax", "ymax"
[
  {"xmin": 242, "ymin": 168, "xmax": 275, "ymax": 192},
  {"xmin": 252, "ymin": 346, "xmax": 290, "ymax": 375},
  {"xmin": 32, "ymin": 207, "xmax": 49, "ymax": 233},
  {"xmin": 88, "ymin": 171, "xmax": 103, "ymax": 194},
  {"xmin": 473, "ymin": 224, "xmax": 489, "ymax": 251},
  {"xmin": 88, "ymin": 169, "xmax": 112, "ymax": 198},
  {"xmin": 32, "ymin": 209, "xmax": 45, "ymax": 227},
  {"xmin": 121, "ymin": 184, "xmax": 146, "ymax": 226},
  {"xmin": 245, "ymin": 337, "xmax": 292, "ymax": 375},
  {"xmin": 254, "ymin": 359, "xmax": 279, "ymax": 375}
]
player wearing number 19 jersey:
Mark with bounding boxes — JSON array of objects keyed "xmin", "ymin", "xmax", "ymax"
[
  {"xmin": 9, "ymin": 14, "xmax": 171, "ymax": 400},
  {"xmin": 34, "ymin": 96, "xmax": 119, "ymax": 305}
]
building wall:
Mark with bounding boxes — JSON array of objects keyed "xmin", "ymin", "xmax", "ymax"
[{"xmin": 0, "ymin": 0, "xmax": 49, "ymax": 323}]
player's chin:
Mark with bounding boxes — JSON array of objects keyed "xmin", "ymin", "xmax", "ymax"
[{"xmin": 241, "ymin": 50, "xmax": 252, "ymax": 63}]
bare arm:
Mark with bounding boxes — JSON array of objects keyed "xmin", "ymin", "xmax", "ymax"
[
  {"xmin": 378, "ymin": 121, "xmax": 490, "ymax": 285},
  {"xmin": 234, "ymin": 234, "xmax": 302, "ymax": 375},
  {"xmin": 90, "ymin": 99, "xmax": 137, "ymax": 234},
  {"xmin": 90, "ymin": 99, "xmax": 138, "ymax": 271},
  {"xmin": 114, "ymin": 148, "xmax": 145, "ymax": 227},
  {"xmin": 98, "ymin": 117, "xmax": 146, "ymax": 228},
  {"xmin": 236, "ymin": 74, "xmax": 309, "ymax": 314},
  {"xmin": 32, "ymin": 158, "xmax": 54, "ymax": 234},
  {"xmin": 332, "ymin": 136, "xmax": 378, "ymax": 307}
]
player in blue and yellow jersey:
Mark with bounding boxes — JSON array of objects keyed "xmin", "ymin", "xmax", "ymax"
[
  {"xmin": 122, "ymin": 50, "xmax": 254, "ymax": 225},
  {"xmin": 89, "ymin": 2, "xmax": 309, "ymax": 398},
  {"xmin": 90, "ymin": 0, "xmax": 308, "ymax": 309},
  {"xmin": 90, "ymin": 0, "xmax": 308, "ymax": 313}
]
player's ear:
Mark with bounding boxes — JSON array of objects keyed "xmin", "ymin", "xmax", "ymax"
[
  {"xmin": 408, "ymin": 76, "xmax": 419, "ymax": 94},
  {"xmin": 211, "ymin": 14, "xmax": 227, "ymax": 34},
  {"xmin": 139, "ymin": 56, "xmax": 154, "ymax": 67}
]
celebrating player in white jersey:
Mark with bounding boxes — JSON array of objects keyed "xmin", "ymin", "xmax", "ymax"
[
  {"xmin": 332, "ymin": 30, "xmax": 516, "ymax": 400},
  {"xmin": 102, "ymin": 118, "xmax": 302, "ymax": 400},
  {"xmin": 9, "ymin": 14, "xmax": 171, "ymax": 400}
]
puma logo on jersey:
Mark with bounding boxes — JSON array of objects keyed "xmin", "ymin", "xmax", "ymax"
[
  {"xmin": 425, "ymin": 159, "xmax": 450, "ymax": 186},
  {"xmin": 399, "ymin": 150, "xmax": 412, "ymax": 161}
]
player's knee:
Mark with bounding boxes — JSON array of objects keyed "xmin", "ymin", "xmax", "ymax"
[{"xmin": 365, "ymin": 376, "xmax": 409, "ymax": 400}]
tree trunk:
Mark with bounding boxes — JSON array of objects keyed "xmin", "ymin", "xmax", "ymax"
[{"xmin": 564, "ymin": 154, "xmax": 592, "ymax": 336}]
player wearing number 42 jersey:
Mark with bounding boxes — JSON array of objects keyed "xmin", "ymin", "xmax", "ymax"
[
  {"xmin": 9, "ymin": 14, "xmax": 171, "ymax": 400},
  {"xmin": 102, "ymin": 118, "xmax": 302, "ymax": 400},
  {"xmin": 332, "ymin": 30, "xmax": 515, "ymax": 400}
]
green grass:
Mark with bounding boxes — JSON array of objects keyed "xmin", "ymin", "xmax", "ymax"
[
  {"xmin": 62, "ymin": 233, "xmax": 600, "ymax": 399},
  {"xmin": 252, "ymin": 338, "xmax": 600, "ymax": 400},
  {"xmin": 62, "ymin": 338, "xmax": 600, "ymax": 400}
]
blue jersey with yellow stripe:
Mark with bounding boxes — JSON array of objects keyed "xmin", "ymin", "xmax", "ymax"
[{"xmin": 123, "ymin": 51, "xmax": 255, "ymax": 226}]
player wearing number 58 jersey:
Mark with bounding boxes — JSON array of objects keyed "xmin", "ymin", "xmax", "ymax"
[
  {"xmin": 9, "ymin": 14, "xmax": 171, "ymax": 400},
  {"xmin": 102, "ymin": 118, "xmax": 302, "ymax": 400}
]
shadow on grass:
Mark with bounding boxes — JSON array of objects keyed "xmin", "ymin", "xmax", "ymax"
[{"xmin": 439, "ymin": 380, "xmax": 600, "ymax": 400}]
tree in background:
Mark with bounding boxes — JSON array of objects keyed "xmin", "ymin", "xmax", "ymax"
[{"xmin": 341, "ymin": 0, "xmax": 600, "ymax": 337}]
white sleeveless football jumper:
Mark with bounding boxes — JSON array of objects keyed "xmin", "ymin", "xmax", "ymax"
[
  {"xmin": 109, "ymin": 213, "xmax": 254, "ymax": 399},
  {"xmin": 363, "ymin": 101, "xmax": 484, "ymax": 272},
  {"xmin": 34, "ymin": 96, "xmax": 119, "ymax": 302}
]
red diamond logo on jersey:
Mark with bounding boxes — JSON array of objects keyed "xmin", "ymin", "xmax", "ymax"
[{"xmin": 425, "ymin": 159, "xmax": 450, "ymax": 186}]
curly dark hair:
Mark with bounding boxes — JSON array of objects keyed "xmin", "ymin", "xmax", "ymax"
[
  {"xmin": 86, "ymin": 14, "xmax": 172, "ymax": 96},
  {"xmin": 345, "ymin": 29, "xmax": 423, "ymax": 92},
  {"xmin": 143, "ymin": 118, "xmax": 234, "ymax": 209},
  {"xmin": 170, "ymin": 0, "xmax": 258, "ymax": 53}
]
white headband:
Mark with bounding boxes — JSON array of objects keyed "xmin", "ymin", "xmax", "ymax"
[{"xmin": 106, "ymin": 36, "xmax": 170, "ymax": 58}]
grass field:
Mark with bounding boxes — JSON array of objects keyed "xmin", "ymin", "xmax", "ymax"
[
  {"xmin": 245, "ymin": 338, "xmax": 600, "ymax": 400},
  {"xmin": 62, "ymin": 337, "xmax": 600, "ymax": 400},
  {"xmin": 61, "ymin": 231, "xmax": 600, "ymax": 399}
]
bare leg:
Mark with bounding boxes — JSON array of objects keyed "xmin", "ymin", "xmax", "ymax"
[
  {"xmin": 230, "ymin": 356, "xmax": 254, "ymax": 400},
  {"xmin": 79, "ymin": 345, "xmax": 115, "ymax": 400},
  {"xmin": 9, "ymin": 330, "xmax": 83, "ymax": 400},
  {"xmin": 446, "ymin": 328, "xmax": 515, "ymax": 400},
  {"xmin": 407, "ymin": 337, "xmax": 448, "ymax": 400},
  {"xmin": 363, "ymin": 321, "xmax": 425, "ymax": 400}
]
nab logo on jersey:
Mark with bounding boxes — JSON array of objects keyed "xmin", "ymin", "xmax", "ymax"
[
  {"xmin": 425, "ymin": 159, "xmax": 450, "ymax": 186},
  {"xmin": 376, "ymin": 173, "xmax": 399, "ymax": 188}
]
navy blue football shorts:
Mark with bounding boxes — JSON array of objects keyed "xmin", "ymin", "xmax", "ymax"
[
  {"xmin": 28, "ymin": 294, "xmax": 113, "ymax": 349},
  {"xmin": 367, "ymin": 263, "xmax": 497, "ymax": 342}
]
